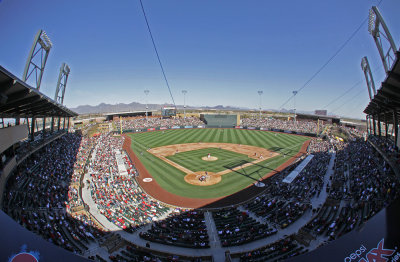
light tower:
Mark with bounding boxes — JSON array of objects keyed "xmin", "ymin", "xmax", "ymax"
[
  {"xmin": 368, "ymin": 6, "xmax": 397, "ymax": 73},
  {"xmin": 182, "ymin": 90, "xmax": 187, "ymax": 119},
  {"xmin": 144, "ymin": 90, "xmax": 150, "ymax": 120},
  {"xmin": 54, "ymin": 63, "xmax": 70, "ymax": 104},
  {"xmin": 258, "ymin": 91, "xmax": 263, "ymax": 119},
  {"xmin": 22, "ymin": 29, "xmax": 53, "ymax": 90},
  {"xmin": 361, "ymin": 57, "xmax": 376, "ymax": 101},
  {"xmin": 293, "ymin": 91, "xmax": 298, "ymax": 122}
]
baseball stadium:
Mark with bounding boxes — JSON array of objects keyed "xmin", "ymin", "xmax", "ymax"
[{"xmin": 1, "ymin": 1, "xmax": 400, "ymax": 262}]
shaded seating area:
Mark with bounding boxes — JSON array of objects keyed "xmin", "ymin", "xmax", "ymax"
[
  {"xmin": 3, "ymin": 133, "xmax": 107, "ymax": 254},
  {"xmin": 235, "ymin": 236, "xmax": 305, "ymax": 262},
  {"xmin": 212, "ymin": 207, "xmax": 276, "ymax": 247},
  {"xmin": 139, "ymin": 210, "xmax": 209, "ymax": 249}
]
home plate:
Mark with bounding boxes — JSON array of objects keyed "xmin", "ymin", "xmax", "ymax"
[{"xmin": 255, "ymin": 181, "xmax": 265, "ymax": 187}]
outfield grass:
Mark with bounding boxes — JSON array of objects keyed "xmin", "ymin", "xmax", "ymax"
[
  {"xmin": 128, "ymin": 129, "xmax": 309, "ymax": 199},
  {"xmin": 166, "ymin": 147, "xmax": 254, "ymax": 173}
]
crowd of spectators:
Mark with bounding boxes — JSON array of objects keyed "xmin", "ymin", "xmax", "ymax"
[
  {"xmin": 238, "ymin": 235, "xmax": 305, "ymax": 262},
  {"xmin": 212, "ymin": 207, "xmax": 276, "ymax": 247},
  {"xmin": 241, "ymin": 117, "xmax": 326, "ymax": 134},
  {"xmin": 15, "ymin": 129, "xmax": 67, "ymax": 162},
  {"xmin": 298, "ymin": 133, "xmax": 399, "ymax": 244},
  {"xmin": 89, "ymin": 133, "xmax": 170, "ymax": 229},
  {"xmin": 140, "ymin": 210, "xmax": 209, "ymax": 248},
  {"xmin": 118, "ymin": 117, "xmax": 204, "ymax": 131},
  {"xmin": 243, "ymin": 139, "xmax": 331, "ymax": 235},
  {"xmin": 2, "ymin": 120, "xmax": 400, "ymax": 261},
  {"xmin": 3, "ymin": 133, "xmax": 106, "ymax": 254},
  {"xmin": 368, "ymin": 135, "xmax": 399, "ymax": 163}
]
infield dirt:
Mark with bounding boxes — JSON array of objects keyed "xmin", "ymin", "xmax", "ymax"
[
  {"xmin": 123, "ymin": 135, "xmax": 311, "ymax": 208},
  {"xmin": 148, "ymin": 143, "xmax": 279, "ymax": 186}
]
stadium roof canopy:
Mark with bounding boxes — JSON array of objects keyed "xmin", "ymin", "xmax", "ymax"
[
  {"xmin": 0, "ymin": 65, "xmax": 77, "ymax": 118},
  {"xmin": 364, "ymin": 51, "xmax": 400, "ymax": 124}
]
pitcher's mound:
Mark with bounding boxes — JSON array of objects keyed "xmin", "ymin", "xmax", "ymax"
[
  {"xmin": 184, "ymin": 172, "xmax": 221, "ymax": 186},
  {"xmin": 201, "ymin": 156, "xmax": 218, "ymax": 161}
]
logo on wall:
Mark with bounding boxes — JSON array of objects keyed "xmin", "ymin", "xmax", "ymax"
[
  {"xmin": 344, "ymin": 239, "xmax": 397, "ymax": 262},
  {"xmin": 9, "ymin": 245, "xmax": 40, "ymax": 262}
]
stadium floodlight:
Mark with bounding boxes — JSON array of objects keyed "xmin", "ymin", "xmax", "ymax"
[
  {"xmin": 144, "ymin": 90, "xmax": 150, "ymax": 120},
  {"xmin": 22, "ymin": 29, "xmax": 53, "ymax": 90},
  {"xmin": 368, "ymin": 6, "xmax": 397, "ymax": 73},
  {"xmin": 182, "ymin": 90, "xmax": 187, "ymax": 119},
  {"xmin": 258, "ymin": 91, "xmax": 263, "ymax": 119},
  {"xmin": 361, "ymin": 57, "xmax": 376, "ymax": 101},
  {"xmin": 368, "ymin": 9, "xmax": 376, "ymax": 35},
  {"xmin": 54, "ymin": 63, "xmax": 71, "ymax": 104},
  {"xmin": 292, "ymin": 91, "xmax": 298, "ymax": 122}
]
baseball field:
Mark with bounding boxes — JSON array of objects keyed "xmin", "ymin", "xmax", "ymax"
[{"xmin": 125, "ymin": 128, "xmax": 310, "ymax": 204}]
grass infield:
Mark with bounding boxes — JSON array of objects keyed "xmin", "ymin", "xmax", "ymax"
[
  {"xmin": 128, "ymin": 128, "xmax": 309, "ymax": 199},
  {"xmin": 166, "ymin": 147, "xmax": 253, "ymax": 173}
]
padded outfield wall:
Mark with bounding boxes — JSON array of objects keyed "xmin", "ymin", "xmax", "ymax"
[{"xmin": 200, "ymin": 114, "xmax": 239, "ymax": 128}]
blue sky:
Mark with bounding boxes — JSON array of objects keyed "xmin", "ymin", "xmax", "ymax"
[{"xmin": 0, "ymin": 0, "xmax": 399, "ymax": 119}]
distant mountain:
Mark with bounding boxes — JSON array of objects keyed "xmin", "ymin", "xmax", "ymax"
[{"xmin": 70, "ymin": 102, "xmax": 247, "ymax": 114}]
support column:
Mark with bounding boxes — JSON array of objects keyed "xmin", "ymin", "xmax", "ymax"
[
  {"xmin": 43, "ymin": 117, "xmax": 46, "ymax": 135},
  {"xmin": 30, "ymin": 117, "xmax": 35, "ymax": 141},
  {"xmin": 366, "ymin": 115, "xmax": 369, "ymax": 135},
  {"xmin": 67, "ymin": 117, "xmax": 70, "ymax": 131},
  {"xmin": 394, "ymin": 109, "xmax": 398, "ymax": 148},
  {"xmin": 26, "ymin": 118, "xmax": 30, "ymax": 136},
  {"xmin": 368, "ymin": 116, "xmax": 371, "ymax": 134},
  {"xmin": 57, "ymin": 117, "xmax": 61, "ymax": 131},
  {"xmin": 372, "ymin": 115, "xmax": 377, "ymax": 136},
  {"xmin": 51, "ymin": 117, "xmax": 54, "ymax": 133},
  {"xmin": 377, "ymin": 113, "xmax": 381, "ymax": 137},
  {"xmin": 385, "ymin": 113, "xmax": 388, "ymax": 138}
]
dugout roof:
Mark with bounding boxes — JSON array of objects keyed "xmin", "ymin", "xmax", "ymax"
[
  {"xmin": 364, "ymin": 50, "xmax": 400, "ymax": 123},
  {"xmin": 0, "ymin": 65, "xmax": 77, "ymax": 118}
]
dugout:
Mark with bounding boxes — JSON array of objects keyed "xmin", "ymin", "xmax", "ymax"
[{"xmin": 200, "ymin": 114, "xmax": 239, "ymax": 128}]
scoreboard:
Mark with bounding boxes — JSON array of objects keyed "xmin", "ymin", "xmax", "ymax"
[{"xmin": 162, "ymin": 107, "xmax": 177, "ymax": 117}]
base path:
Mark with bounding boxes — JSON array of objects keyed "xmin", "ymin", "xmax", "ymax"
[
  {"xmin": 148, "ymin": 142, "xmax": 279, "ymax": 186},
  {"xmin": 148, "ymin": 142, "xmax": 276, "ymax": 160},
  {"xmin": 123, "ymin": 135, "xmax": 311, "ymax": 208}
]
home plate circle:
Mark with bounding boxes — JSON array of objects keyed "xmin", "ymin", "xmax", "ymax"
[{"xmin": 143, "ymin": 178, "xmax": 153, "ymax": 182}]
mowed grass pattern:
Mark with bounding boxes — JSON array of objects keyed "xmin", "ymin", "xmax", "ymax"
[
  {"xmin": 166, "ymin": 147, "xmax": 254, "ymax": 173},
  {"xmin": 128, "ymin": 129, "xmax": 309, "ymax": 198}
]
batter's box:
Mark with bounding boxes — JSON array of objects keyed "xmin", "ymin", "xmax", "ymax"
[{"xmin": 223, "ymin": 159, "xmax": 251, "ymax": 170}]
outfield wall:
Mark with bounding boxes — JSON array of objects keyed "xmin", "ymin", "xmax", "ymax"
[{"xmin": 118, "ymin": 125, "xmax": 317, "ymax": 137}]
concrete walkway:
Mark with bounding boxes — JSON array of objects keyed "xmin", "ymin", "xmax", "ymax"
[
  {"xmin": 205, "ymin": 211, "xmax": 221, "ymax": 248},
  {"xmin": 81, "ymin": 172, "xmax": 121, "ymax": 231},
  {"xmin": 311, "ymin": 153, "xmax": 336, "ymax": 209}
]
